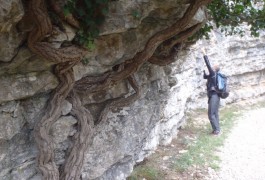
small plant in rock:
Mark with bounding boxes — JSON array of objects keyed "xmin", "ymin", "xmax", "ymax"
[
  {"xmin": 64, "ymin": 0, "xmax": 110, "ymax": 47},
  {"xmin": 131, "ymin": 10, "xmax": 142, "ymax": 19}
]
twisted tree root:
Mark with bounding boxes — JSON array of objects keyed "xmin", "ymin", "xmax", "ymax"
[
  {"xmin": 27, "ymin": 0, "xmax": 86, "ymax": 179},
  {"xmin": 74, "ymin": 0, "xmax": 212, "ymax": 94},
  {"xmin": 60, "ymin": 92, "xmax": 95, "ymax": 180},
  {"xmin": 96, "ymin": 74, "xmax": 141, "ymax": 126},
  {"xmin": 148, "ymin": 22, "xmax": 204, "ymax": 66},
  {"xmin": 26, "ymin": 0, "xmax": 212, "ymax": 179},
  {"xmin": 60, "ymin": 75, "xmax": 140, "ymax": 179},
  {"xmin": 27, "ymin": 0, "xmax": 87, "ymax": 63},
  {"xmin": 34, "ymin": 63, "xmax": 76, "ymax": 180}
]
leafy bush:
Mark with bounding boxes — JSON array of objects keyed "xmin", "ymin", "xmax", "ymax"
[{"xmin": 64, "ymin": 0, "xmax": 110, "ymax": 48}]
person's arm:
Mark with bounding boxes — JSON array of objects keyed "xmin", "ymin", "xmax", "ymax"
[
  {"xmin": 203, "ymin": 70, "xmax": 209, "ymax": 79},
  {"xmin": 203, "ymin": 55, "xmax": 215, "ymax": 76}
]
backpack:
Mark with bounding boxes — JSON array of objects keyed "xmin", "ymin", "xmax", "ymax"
[{"xmin": 215, "ymin": 72, "xmax": 229, "ymax": 99}]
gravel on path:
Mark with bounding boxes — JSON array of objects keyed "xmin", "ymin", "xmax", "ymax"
[{"xmin": 212, "ymin": 107, "xmax": 265, "ymax": 180}]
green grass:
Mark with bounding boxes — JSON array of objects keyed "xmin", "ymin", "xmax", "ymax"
[
  {"xmin": 127, "ymin": 165, "xmax": 163, "ymax": 180},
  {"xmin": 128, "ymin": 100, "xmax": 265, "ymax": 179},
  {"xmin": 173, "ymin": 106, "xmax": 241, "ymax": 172}
]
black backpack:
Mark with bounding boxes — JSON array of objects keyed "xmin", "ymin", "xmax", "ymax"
[{"xmin": 215, "ymin": 72, "xmax": 229, "ymax": 99}]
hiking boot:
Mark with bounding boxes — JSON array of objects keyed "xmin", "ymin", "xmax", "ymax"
[{"xmin": 212, "ymin": 130, "xmax": 221, "ymax": 136}]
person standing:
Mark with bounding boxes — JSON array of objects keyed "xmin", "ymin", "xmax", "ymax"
[{"xmin": 202, "ymin": 49, "xmax": 221, "ymax": 135}]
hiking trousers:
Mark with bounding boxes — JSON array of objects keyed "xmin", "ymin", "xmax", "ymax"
[{"xmin": 208, "ymin": 93, "xmax": 220, "ymax": 132}]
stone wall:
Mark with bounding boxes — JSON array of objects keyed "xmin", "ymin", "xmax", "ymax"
[{"xmin": 0, "ymin": 0, "xmax": 265, "ymax": 180}]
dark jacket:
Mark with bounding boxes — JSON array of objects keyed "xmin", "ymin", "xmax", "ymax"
[{"xmin": 203, "ymin": 55, "xmax": 217, "ymax": 97}]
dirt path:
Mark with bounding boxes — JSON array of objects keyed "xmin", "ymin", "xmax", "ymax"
[
  {"xmin": 129, "ymin": 103, "xmax": 265, "ymax": 180},
  {"xmin": 209, "ymin": 107, "xmax": 265, "ymax": 180}
]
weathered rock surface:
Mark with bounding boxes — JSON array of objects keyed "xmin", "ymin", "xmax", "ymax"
[
  {"xmin": 74, "ymin": 1, "xmax": 205, "ymax": 79},
  {"xmin": 0, "ymin": 0, "xmax": 25, "ymax": 62},
  {"xmin": 0, "ymin": 71, "xmax": 58, "ymax": 104},
  {"xmin": 0, "ymin": 101, "xmax": 24, "ymax": 140},
  {"xmin": 0, "ymin": 0, "xmax": 265, "ymax": 180},
  {"xmin": 191, "ymin": 30, "xmax": 265, "ymax": 108},
  {"xmin": 0, "ymin": 48, "xmax": 55, "ymax": 76}
]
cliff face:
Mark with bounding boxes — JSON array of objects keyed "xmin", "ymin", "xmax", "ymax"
[
  {"xmin": 0, "ymin": 0, "xmax": 265, "ymax": 180},
  {"xmin": 193, "ymin": 30, "xmax": 265, "ymax": 107}
]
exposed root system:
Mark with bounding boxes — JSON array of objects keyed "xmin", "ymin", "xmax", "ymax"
[{"xmin": 26, "ymin": 0, "xmax": 212, "ymax": 179}]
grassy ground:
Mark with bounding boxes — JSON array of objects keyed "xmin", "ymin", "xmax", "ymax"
[
  {"xmin": 173, "ymin": 106, "xmax": 240, "ymax": 172},
  {"xmin": 127, "ymin": 102, "xmax": 252, "ymax": 180}
]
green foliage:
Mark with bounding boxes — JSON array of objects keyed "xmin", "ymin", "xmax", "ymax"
[
  {"xmin": 127, "ymin": 165, "xmax": 163, "ymax": 180},
  {"xmin": 207, "ymin": 0, "xmax": 265, "ymax": 37},
  {"xmin": 62, "ymin": 0, "xmax": 265, "ymax": 46},
  {"xmin": 77, "ymin": 31, "xmax": 96, "ymax": 50},
  {"xmin": 64, "ymin": 0, "xmax": 110, "ymax": 48},
  {"xmin": 82, "ymin": 57, "xmax": 90, "ymax": 65},
  {"xmin": 131, "ymin": 10, "xmax": 142, "ymax": 19},
  {"xmin": 190, "ymin": 1, "xmax": 265, "ymax": 40},
  {"xmin": 188, "ymin": 23, "xmax": 214, "ymax": 41}
]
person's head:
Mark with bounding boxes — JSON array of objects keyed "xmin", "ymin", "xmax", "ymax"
[{"xmin": 213, "ymin": 64, "xmax": 220, "ymax": 72}]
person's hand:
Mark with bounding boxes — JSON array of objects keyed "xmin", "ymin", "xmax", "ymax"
[{"xmin": 201, "ymin": 48, "xmax": 206, "ymax": 55}]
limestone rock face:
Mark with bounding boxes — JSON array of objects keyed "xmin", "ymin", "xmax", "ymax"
[
  {"xmin": 0, "ymin": 101, "xmax": 24, "ymax": 140},
  {"xmin": 73, "ymin": 0, "xmax": 205, "ymax": 79},
  {"xmin": 190, "ymin": 30, "xmax": 265, "ymax": 108},
  {"xmin": 0, "ymin": 0, "xmax": 25, "ymax": 62},
  {"xmin": 0, "ymin": 71, "xmax": 58, "ymax": 104},
  {"xmin": 0, "ymin": 0, "xmax": 265, "ymax": 180}
]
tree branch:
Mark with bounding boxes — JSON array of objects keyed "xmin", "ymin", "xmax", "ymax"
[
  {"xmin": 96, "ymin": 74, "xmax": 141, "ymax": 126},
  {"xmin": 74, "ymin": 0, "xmax": 212, "ymax": 93},
  {"xmin": 48, "ymin": 0, "xmax": 80, "ymax": 29},
  {"xmin": 148, "ymin": 22, "xmax": 203, "ymax": 66},
  {"xmin": 34, "ymin": 63, "xmax": 76, "ymax": 180},
  {"xmin": 60, "ymin": 92, "xmax": 95, "ymax": 180}
]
